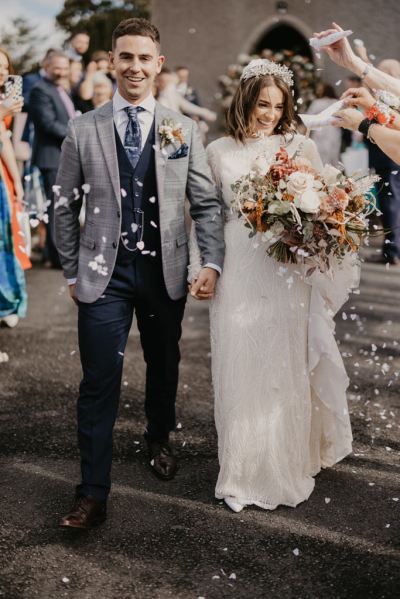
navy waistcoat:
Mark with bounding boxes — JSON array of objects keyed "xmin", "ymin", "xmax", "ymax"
[{"xmin": 114, "ymin": 121, "xmax": 161, "ymax": 264}]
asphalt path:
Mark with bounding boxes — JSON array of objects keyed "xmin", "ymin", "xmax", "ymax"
[{"xmin": 0, "ymin": 247, "xmax": 399, "ymax": 599}]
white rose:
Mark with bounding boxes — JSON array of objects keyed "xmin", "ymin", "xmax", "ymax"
[
  {"xmin": 286, "ymin": 172, "xmax": 315, "ymax": 197},
  {"xmin": 321, "ymin": 164, "xmax": 341, "ymax": 186},
  {"xmin": 295, "ymin": 189, "xmax": 321, "ymax": 213}
]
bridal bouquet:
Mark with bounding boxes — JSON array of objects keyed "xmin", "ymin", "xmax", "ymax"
[{"xmin": 231, "ymin": 146, "xmax": 379, "ymax": 273}]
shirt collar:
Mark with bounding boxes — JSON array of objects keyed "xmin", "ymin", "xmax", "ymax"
[{"xmin": 113, "ymin": 89, "xmax": 155, "ymax": 116}]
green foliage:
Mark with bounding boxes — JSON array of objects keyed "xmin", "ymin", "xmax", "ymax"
[
  {"xmin": 0, "ymin": 17, "xmax": 45, "ymax": 74},
  {"xmin": 56, "ymin": 0, "xmax": 151, "ymax": 54}
]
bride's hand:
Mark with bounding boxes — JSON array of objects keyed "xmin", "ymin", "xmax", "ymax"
[{"xmin": 190, "ymin": 267, "xmax": 218, "ymax": 300}]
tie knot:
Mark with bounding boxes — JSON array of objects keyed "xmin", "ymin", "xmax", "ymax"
[{"xmin": 124, "ymin": 106, "xmax": 144, "ymax": 119}]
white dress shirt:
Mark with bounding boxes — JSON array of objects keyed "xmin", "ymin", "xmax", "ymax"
[{"xmin": 113, "ymin": 89, "xmax": 155, "ymax": 149}]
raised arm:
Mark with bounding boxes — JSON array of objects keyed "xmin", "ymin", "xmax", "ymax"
[{"xmin": 314, "ymin": 22, "xmax": 400, "ymax": 97}]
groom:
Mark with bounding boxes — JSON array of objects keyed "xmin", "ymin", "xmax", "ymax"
[{"xmin": 54, "ymin": 18, "xmax": 224, "ymax": 529}]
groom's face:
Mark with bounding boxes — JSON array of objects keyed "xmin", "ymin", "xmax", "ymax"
[{"xmin": 110, "ymin": 35, "xmax": 165, "ymax": 103}]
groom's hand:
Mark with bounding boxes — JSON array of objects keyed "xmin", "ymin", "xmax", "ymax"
[
  {"xmin": 190, "ymin": 267, "xmax": 218, "ymax": 300},
  {"xmin": 69, "ymin": 284, "xmax": 78, "ymax": 306}
]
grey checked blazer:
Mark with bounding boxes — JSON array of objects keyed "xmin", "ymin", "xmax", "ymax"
[{"xmin": 54, "ymin": 101, "xmax": 225, "ymax": 303}]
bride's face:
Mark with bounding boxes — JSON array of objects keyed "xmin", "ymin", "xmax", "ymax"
[{"xmin": 251, "ymin": 84, "xmax": 284, "ymax": 136}]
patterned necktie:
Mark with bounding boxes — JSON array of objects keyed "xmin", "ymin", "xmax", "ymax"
[{"xmin": 124, "ymin": 106, "xmax": 144, "ymax": 170}]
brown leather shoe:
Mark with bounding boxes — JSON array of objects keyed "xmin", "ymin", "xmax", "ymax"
[
  {"xmin": 146, "ymin": 439, "xmax": 178, "ymax": 481},
  {"xmin": 59, "ymin": 495, "xmax": 107, "ymax": 529}
]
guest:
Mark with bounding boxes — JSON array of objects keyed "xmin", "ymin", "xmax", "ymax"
[
  {"xmin": 175, "ymin": 65, "xmax": 201, "ymax": 106},
  {"xmin": 69, "ymin": 59, "xmax": 83, "ymax": 91},
  {"xmin": 92, "ymin": 73, "xmax": 113, "ymax": 108},
  {"xmin": 74, "ymin": 72, "xmax": 114, "ymax": 113},
  {"xmin": 64, "ymin": 31, "xmax": 90, "ymax": 63},
  {"xmin": 0, "ymin": 49, "xmax": 30, "ymax": 327},
  {"xmin": 307, "ymin": 82, "xmax": 342, "ymax": 165},
  {"xmin": 77, "ymin": 51, "xmax": 114, "ymax": 112},
  {"xmin": 335, "ymin": 86, "xmax": 400, "ymax": 264},
  {"xmin": 29, "ymin": 51, "xmax": 74, "ymax": 268},
  {"xmin": 156, "ymin": 68, "xmax": 216, "ymax": 122}
]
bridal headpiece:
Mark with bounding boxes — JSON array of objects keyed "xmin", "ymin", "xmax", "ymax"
[{"xmin": 240, "ymin": 59, "xmax": 294, "ymax": 88}]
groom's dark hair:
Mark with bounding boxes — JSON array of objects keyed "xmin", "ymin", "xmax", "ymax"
[{"xmin": 112, "ymin": 18, "xmax": 160, "ymax": 50}]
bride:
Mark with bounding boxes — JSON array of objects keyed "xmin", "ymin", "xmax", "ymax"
[{"xmin": 190, "ymin": 59, "xmax": 355, "ymax": 513}]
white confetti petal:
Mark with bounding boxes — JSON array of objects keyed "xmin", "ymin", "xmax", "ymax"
[
  {"xmin": 136, "ymin": 241, "xmax": 145, "ymax": 250},
  {"xmin": 82, "ymin": 183, "xmax": 91, "ymax": 194},
  {"xmin": 293, "ymin": 548, "xmax": 300, "ymax": 556}
]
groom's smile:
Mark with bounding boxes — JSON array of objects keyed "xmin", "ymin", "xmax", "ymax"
[{"xmin": 109, "ymin": 34, "xmax": 165, "ymax": 104}]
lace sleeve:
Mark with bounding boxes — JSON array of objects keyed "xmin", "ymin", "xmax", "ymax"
[{"xmin": 188, "ymin": 142, "xmax": 223, "ymax": 281}]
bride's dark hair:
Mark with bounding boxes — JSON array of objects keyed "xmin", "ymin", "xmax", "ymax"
[{"xmin": 226, "ymin": 74, "xmax": 298, "ymax": 143}]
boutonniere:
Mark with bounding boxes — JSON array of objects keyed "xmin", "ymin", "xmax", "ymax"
[{"xmin": 158, "ymin": 118, "xmax": 185, "ymax": 149}]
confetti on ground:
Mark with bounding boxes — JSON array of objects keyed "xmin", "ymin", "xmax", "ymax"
[
  {"xmin": 293, "ymin": 548, "xmax": 300, "ymax": 556},
  {"xmin": 61, "ymin": 577, "xmax": 69, "ymax": 583},
  {"xmin": 0, "ymin": 352, "xmax": 9, "ymax": 363}
]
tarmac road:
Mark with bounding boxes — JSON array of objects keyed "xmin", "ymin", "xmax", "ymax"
[{"xmin": 0, "ymin": 248, "xmax": 399, "ymax": 599}]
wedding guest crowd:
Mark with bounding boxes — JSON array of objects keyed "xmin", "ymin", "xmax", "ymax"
[{"xmin": 0, "ymin": 48, "xmax": 30, "ymax": 328}]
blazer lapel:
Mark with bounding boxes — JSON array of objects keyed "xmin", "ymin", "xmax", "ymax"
[{"xmin": 94, "ymin": 101, "xmax": 121, "ymax": 208}]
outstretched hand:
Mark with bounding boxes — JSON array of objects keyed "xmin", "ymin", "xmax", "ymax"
[
  {"xmin": 313, "ymin": 22, "xmax": 358, "ymax": 71},
  {"xmin": 332, "ymin": 108, "xmax": 364, "ymax": 131},
  {"xmin": 341, "ymin": 87, "xmax": 376, "ymax": 112},
  {"xmin": 189, "ymin": 267, "xmax": 218, "ymax": 301}
]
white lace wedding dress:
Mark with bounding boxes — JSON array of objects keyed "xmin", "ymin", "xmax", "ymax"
[{"xmin": 189, "ymin": 133, "xmax": 357, "ymax": 511}]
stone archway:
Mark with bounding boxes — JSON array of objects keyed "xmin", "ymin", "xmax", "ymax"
[
  {"xmin": 242, "ymin": 15, "xmax": 321, "ymax": 66},
  {"xmin": 254, "ymin": 23, "xmax": 312, "ymax": 58}
]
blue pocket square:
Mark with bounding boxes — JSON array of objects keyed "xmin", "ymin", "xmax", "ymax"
[{"xmin": 168, "ymin": 143, "xmax": 189, "ymax": 160}]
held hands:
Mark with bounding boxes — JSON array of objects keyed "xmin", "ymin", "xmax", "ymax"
[
  {"xmin": 189, "ymin": 267, "xmax": 218, "ymax": 301},
  {"xmin": 69, "ymin": 283, "xmax": 78, "ymax": 306}
]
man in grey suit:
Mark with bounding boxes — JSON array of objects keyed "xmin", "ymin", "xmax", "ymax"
[{"xmin": 54, "ymin": 18, "xmax": 224, "ymax": 529}]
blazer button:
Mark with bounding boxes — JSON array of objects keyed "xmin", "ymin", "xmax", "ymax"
[
  {"xmin": 112, "ymin": 241, "xmax": 117, "ymax": 248},
  {"xmin": 117, "ymin": 211, "xmax": 121, "ymax": 218}
]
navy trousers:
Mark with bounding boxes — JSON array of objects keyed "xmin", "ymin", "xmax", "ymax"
[{"xmin": 77, "ymin": 257, "xmax": 186, "ymax": 500}]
